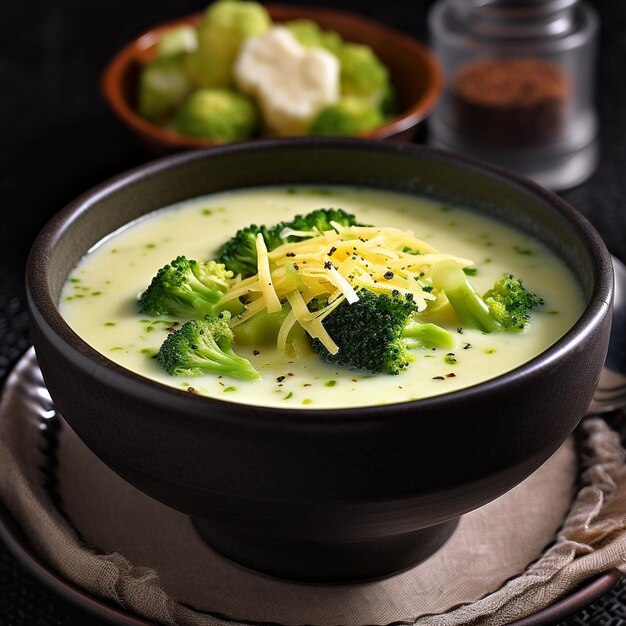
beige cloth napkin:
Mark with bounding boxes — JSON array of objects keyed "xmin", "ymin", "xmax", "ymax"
[{"xmin": 1, "ymin": 349, "xmax": 626, "ymax": 626}]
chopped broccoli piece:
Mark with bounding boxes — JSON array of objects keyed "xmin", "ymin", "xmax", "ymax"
[
  {"xmin": 484, "ymin": 274, "xmax": 544, "ymax": 331},
  {"xmin": 403, "ymin": 321, "xmax": 456, "ymax": 350},
  {"xmin": 139, "ymin": 256, "xmax": 233, "ymax": 318},
  {"xmin": 216, "ymin": 208, "xmax": 358, "ymax": 277},
  {"xmin": 137, "ymin": 55, "xmax": 193, "ymax": 124},
  {"xmin": 174, "ymin": 88, "xmax": 259, "ymax": 141},
  {"xmin": 432, "ymin": 264, "xmax": 543, "ymax": 333},
  {"xmin": 310, "ymin": 289, "xmax": 419, "ymax": 375},
  {"xmin": 156, "ymin": 312, "xmax": 259, "ymax": 380},
  {"xmin": 232, "ymin": 303, "xmax": 290, "ymax": 346},
  {"xmin": 281, "ymin": 208, "xmax": 358, "ymax": 240},
  {"xmin": 337, "ymin": 43, "xmax": 390, "ymax": 107},
  {"xmin": 156, "ymin": 26, "xmax": 197, "ymax": 58},
  {"xmin": 285, "ymin": 19, "xmax": 343, "ymax": 54},
  {"xmin": 309, "ymin": 97, "xmax": 385, "ymax": 136},
  {"xmin": 215, "ymin": 224, "xmax": 281, "ymax": 278},
  {"xmin": 185, "ymin": 0, "xmax": 271, "ymax": 88}
]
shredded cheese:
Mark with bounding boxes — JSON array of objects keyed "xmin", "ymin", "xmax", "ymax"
[
  {"xmin": 256, "ymin": 233, "xmax": 282, "ymax": 313},
  {"xmin": 225, "ymin": 225, "xmax": 473, "ymax": 354}
]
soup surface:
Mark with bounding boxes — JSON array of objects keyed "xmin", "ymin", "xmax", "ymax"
[{"xmin": 60, "ymin": 186, "xmax": 584, "ymax": 409}]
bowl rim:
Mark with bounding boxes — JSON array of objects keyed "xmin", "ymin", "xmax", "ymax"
[
  {"xmin": 100, "ymin": 4, "xmax": 444, "ymax": 150},
  {"xmin": 27, "ymin": 138, "xmax": 613, "ymax": 425}
]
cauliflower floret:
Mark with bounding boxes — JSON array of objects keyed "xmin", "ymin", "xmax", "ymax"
[{"xmin": 234, "ymin": 27, "xmax": 340, "ymax": 136}]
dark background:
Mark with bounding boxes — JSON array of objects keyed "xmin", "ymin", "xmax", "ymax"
[{"xmin": 2, "ymin": 0, "xmax": 626, "ymax": 624}]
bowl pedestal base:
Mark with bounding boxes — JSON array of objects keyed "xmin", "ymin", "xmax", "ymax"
[{"xmin": 191, "ymin": 516, "xmax": 459, "ymax": 583}]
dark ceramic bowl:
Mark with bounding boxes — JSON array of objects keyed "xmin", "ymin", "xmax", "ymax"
[
  {"xmin": 27, "ymin": 139, "xmax": 613, "ymax": 583},
  {"xmin": 101, "ymin": 5, "xmax": 443, "ymax": 154}
]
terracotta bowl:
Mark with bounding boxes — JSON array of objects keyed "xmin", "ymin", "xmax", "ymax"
[
  {"xmin": 26, "ymin": 139, "xmax": 613, "ymax": 582},
  {"xmin": 101, "ymin": 5, "xmax": 443, "ymax": 154}
]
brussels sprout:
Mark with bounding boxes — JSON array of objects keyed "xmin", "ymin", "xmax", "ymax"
[
  {"xmin": 285, "ymin": 19, "xmax": 342, "ymax": 54},
  {"xmin": 156, "ymin": 26, "xmax": 198, "ymax": 58},
  {"xmin": 337, "ymin": 43, "xmax": 390, "ymax": 107},
  {"xmin": 185, "ymin": 0, "xmax": 271, "ymax": 88},
  {"xmin": 137, "ymin": 55, "xmax": 193, "ymax": 123},
  {"xmin": 309, "ymin": 97, "xmax": 384, "ymax": 136},
  {"xmin": 174, "ymin": 88, "xmax": 259, "ymax": 141}
]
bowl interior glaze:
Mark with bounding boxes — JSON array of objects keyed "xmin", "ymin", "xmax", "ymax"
[{"xmin": 27, "ymin": 139, "xmax": 613, "ymax": 582}]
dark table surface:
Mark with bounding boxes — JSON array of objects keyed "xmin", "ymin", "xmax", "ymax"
[{"xmin": 2, "ymin": 0, "xmax": 626, "ymax": 624}]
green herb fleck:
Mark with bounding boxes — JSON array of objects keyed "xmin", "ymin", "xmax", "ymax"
[
  {"xmin": 548, "ymin": 310, "xmax": 559, "ymax": 315},
  {"xmin": 325, "ymin": 380, "xmax": 337, "ymax": 387},
  {"xmin": 104, "ymin": 322, "xmax": 116, "ymax": 327},
  {"xmin": 224, "ymin": 386, "xmax": 237, "ymax": 392},
  {"xmin": 444, "ymin": 353, "xmax": 457, "ymax": 365},
  {"xmin": 91, "ymin": 291, "xmax": 102, "ymax": 296},
  {"xmin": 145, "ymin": 243, "xmax": 156, "ymax": 249},
  {"xmin": 513, "ymin": 246, "xmax": 533, "ymax": 256},
  {"xmin": 201, "ymin": 208, "xmax": 213, "ymax": 216},
  {"xmin": 65, "ymin": 296, "xmax": 74, "ymax": 301},
  {"xmin": 283, "ymin": 392, "xmax": 293, "ymax": 400},
  {"xmin": 462, "ymin": 267, "xmax": 478, "ymax": 276},
  {"xmin": 484, "ymin": 348, "xmax": 496, "ymax": 355},
  {"xmin": 302, "ymin": 398, "xmax": 313, "ymax": 405},
  {"xmin": 110, "ymin": 347, "xmax": 124, "ymax": 352}
]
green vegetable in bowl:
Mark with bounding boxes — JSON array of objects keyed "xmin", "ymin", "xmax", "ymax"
[
  {"xmin": 156, "ymin": 312, "xmax": 260, "ymax": 380},
  {"xmin": 185, "ymin": 0, "xmax": 270, "ymax": 88},
  {"xmin": 432, "ymin": 264, "xmax": 544, "ymax": 333},
  {"xmin": 285, "ymin": 19, "xmax": 342, "ymax": 54},
  {"xmin": 309, "ymin": 97, "xmax": 385, "ymax": 136},
  {"xmin": 174, "ymin": 88, "xmax": 259, "ymax": 141},
  {"xmin": 137, "ymin": 56, "xmax": 194, "ymax": 123},
  {"xmin": 310, "ymin": 290, "xmax": 454, "ymax": 375},
  {"xmin": 337, "ymin": 43, "xmax": 390, "ymax": 107},
  {"xmin": 216, "ymin": 208, "xmax": 359, "ymax": 277},
  {"xmin": 132, "ymin": 1, "xmax": 397, "ymax": 141},
  {"xmin": 156, "ymin": 26, "xmax": 198, "ymax": 58},
  {"xmin": 139, "ymin": 256, "xmax": 234, "ymax": 318}
]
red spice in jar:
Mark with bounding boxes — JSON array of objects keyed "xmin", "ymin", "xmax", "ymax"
[{"xmin": 452, "ymin": 57, "xmax": 571, "ymax": 147}]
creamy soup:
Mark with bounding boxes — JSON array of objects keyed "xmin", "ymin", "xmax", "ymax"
[{"xmin": 59, "ymin": 186, "xmax": 584, "ymax": 409}]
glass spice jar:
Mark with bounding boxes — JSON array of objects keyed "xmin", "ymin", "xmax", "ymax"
[{"xmin": 428, "ymin": 0, "xmax": 599, "ymax": 190}]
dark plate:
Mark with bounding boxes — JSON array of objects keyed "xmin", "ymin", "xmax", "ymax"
[
  {"xmin": 0, "ymin": 479, "xmax": 621, "ymax": 626},
  {"xmin": 0, "ymin": 349, "xmax": 621, "ymax": 626}
]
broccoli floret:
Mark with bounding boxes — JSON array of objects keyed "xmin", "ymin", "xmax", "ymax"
[
  {"xmin": 185, "ymin": 0, "xmax": 271, "ymax": 88},
  {"xmin": 285, "ymin": 19, "xmax": 342, "ymax": 54},
  {"xmin": 156, "ymin": 26, "xmax": 198, "ymax": 58},
  {"xmin": 216, "ymin": 208, "xmax": 358, "ymax": 277},
  {"xmin": 337, "ymin": 43, "xmax": 390, "ymax": 107},
  {"xmin": 174, "ymin": 88, "xmax": 259, "ymax": 141},
  {"xmin": 137, "ymin": 55, "xmax": 194, "ymax": 123},
  {"xmin": 139, "ymin": 256, "xmax": 233, "ymax": 318},
  {"xmin": 281, "ymin": 208, "xmax": 359, "ymax": 239},
  {"xmin": 156, "ymin": 312, "xmax": 259, "ymax": 380},
  {"xmin": 310, "ymin": 290, "xmax": 419, "ymax": 375},
  {"xmin": 432, "ymin": 265, "xmax": 543, "ymax": 333},
  {"xmin": 309, "ymin": 97, "xmax": 385, "ymax": 136},
  {"xmin": 215, "ymin": 224, "xmax": 281, "ymax": 278},
  {"xmin": 484, "ymin": 274, "xmax": 544, "ymax": 331}
]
